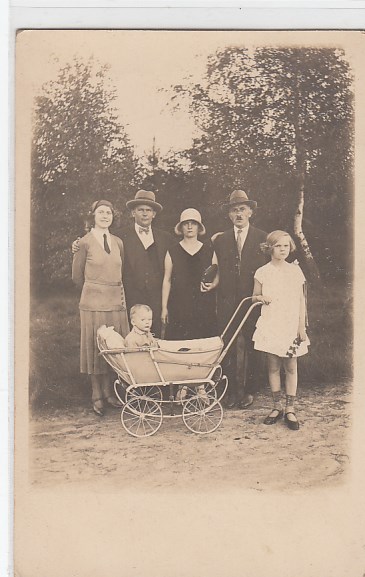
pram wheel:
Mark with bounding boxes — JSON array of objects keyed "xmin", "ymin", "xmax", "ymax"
[
  {"xmin": 121, "ymin": 397, "xmax": 163, "ymax": 437},
  {"xmin": 182, "ymin": 395, "xmax": 223, "ymax": 435},
  {"xmin": 126, "ymin": 385, "xmax": 163, "ymax": 404}
]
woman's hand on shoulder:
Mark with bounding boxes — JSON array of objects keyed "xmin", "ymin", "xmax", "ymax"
[{"xmin": 72, "ymin": 237, "xmax": 81, "ymax": 254}]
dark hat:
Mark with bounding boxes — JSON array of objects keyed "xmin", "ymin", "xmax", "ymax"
[
  {"xmin": 228, "ymin": 190, "xmax": 257, "ymax": 210},
  {"xmin": 126, "ymin": 190, "xmax": 163, "ymax": 213}
]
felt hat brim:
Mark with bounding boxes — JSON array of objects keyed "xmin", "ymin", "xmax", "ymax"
[
  {"xmin": 228, "ymin": 199, "xmax": 257, "ymax": 210},
  {"xmin": 174, "ymin": 221, "xmax": 206, "ymax": 236},
  {"xmin": 126, "ymin": 199, "xmax": 163, "ymax": 213}
]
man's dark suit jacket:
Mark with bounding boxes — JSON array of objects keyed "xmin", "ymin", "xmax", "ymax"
[
  {"xmin": 213, "ymin": 225, "xmax": 267, "ymax": 333},
  {"xmin": 120, "ymin": 227, "xmax": 172, "ymax": 336}
]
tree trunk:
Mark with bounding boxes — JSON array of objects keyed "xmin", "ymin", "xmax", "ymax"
[
  {"xmin": 293, "ymin": 165, "xmax": 321, "ymax": 283},
  {"xmin": 292, "ymin": 79, "xmax": 321, "ymax": 284}
]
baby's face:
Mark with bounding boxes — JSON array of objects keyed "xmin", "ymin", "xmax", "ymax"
[{"xmin": 133, "ymin": 309, "xmax": 153, "ymax": 333}]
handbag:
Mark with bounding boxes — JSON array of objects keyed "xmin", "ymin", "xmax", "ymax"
[{"xmin": 201, "ymin": 264, "xmax": 218, "ymax": 284}]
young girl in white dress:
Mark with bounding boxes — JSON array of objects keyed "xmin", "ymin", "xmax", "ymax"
[{"xmin": 252, "ymin": 230, "xmax": 309, "ymax": 430}]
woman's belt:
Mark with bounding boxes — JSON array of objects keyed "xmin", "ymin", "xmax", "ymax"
[{"xmin": 85, "ymin": 280, "xmax": 121, "ymax": 286}]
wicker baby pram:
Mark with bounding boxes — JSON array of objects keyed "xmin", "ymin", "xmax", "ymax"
[{"xmin": 97, "ymin": 297, "xmax": 261, "ymax": 437}]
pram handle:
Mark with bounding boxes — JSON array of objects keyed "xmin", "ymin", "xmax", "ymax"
[{"xmin": 218, "ymin": 297, "xmax": 262, "ymax": 364}]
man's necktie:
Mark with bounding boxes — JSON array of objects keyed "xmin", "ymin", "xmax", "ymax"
[
  {"xmin": 103, "ymin": 233, "xmax": 111, "ymax": 254},
  {"xmin": 139, "ymin": 226, "xmax": 150, "ymax": 234},
  {"xmin": 236, "ymin": 229, "xmax": 243, "ymax": 260}
]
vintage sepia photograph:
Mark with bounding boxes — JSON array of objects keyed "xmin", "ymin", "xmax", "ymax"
[{"xmin": 14, "ymin": 27, "xmax": 365, "ymax": 577}]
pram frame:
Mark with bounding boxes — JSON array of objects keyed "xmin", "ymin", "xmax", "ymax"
[{"xmin": 97, "ymin": 297, "xmax": 261, "ymax": 437}]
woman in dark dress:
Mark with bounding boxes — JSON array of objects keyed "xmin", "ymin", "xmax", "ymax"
[{"xmin": 161, "ymin": 208, "xmax": 219, "ymax": 340}]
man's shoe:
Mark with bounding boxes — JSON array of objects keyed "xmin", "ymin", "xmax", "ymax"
[
  {"xmin": 92, "ymin": 399, "xmax": 104, "ymax": 417},
  {"xmin": 225, "ymin": 397, "xmax": 237, "ymax": 409},
  {"xmin": 238, "ymin": 394, "xmax": 254, "ymax": 409},
  {"xmin": 105, "ymin": 396, "xmax": 124, "ymax": 408}
]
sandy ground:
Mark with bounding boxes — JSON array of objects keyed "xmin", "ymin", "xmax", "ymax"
[
  {"xmin": 31, "ymin": 384, "xmax": 351, "ymax": 491},
  {"xmin": 29, "ymin": 381, "xmax": 351, "ymax": 492}
]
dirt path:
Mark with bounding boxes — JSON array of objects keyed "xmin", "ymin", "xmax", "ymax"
[{"xmin": 30, "ymin": 381, "xmax": 351, "ymax": 492}]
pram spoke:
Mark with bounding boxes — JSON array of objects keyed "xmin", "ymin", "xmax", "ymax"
[
  {"xmin": 182, "ymin": 396, "xmax": 223, "ymax": 435},
  {"xmin": 121, "ymin": 397, "xmax": 163, "ymax": 437},
  {"xmin": 126, "ymin": 385, "xmax": 163, "ymax": 404},
  {"xmin": 182, "ymin": 384, "xmax": 217, "ymax": 407}
]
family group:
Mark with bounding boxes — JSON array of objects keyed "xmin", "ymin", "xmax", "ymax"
[{"xmin": 72, "ymin": 188, "xmax": 309, "ymax": 431}]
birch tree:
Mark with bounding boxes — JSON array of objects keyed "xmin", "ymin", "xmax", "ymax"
[{"xmin": 172, "ymin": 46, "xmax": 354, "ymax": 279}]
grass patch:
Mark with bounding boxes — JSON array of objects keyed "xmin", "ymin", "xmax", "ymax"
[
  {"xmin": 30, "ymin": 290, "xmax": 89, "ymax": 409},
  {"xmin": 300, "ymin": 279, "xmax": 352, "ymax": 383},
  {"xmin": 29, "ymin": 280, "xmax": 352, "ymax": 410}
]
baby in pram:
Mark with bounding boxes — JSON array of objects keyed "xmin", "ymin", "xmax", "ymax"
[
  {"xmin": 123, "ymin": 304, "xmax": 209, "ymax": 403},
  {"xmin": 124, "ymin": 304, "xmax": 159, "ymax": 348}
]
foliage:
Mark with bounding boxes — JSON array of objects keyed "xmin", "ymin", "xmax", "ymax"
[
  {"xmin": 31, "ymin": 56, "xmax": 138, "ymax": 292},
  {"xmin": 171, "ymin": 46, "xmax": 354, "ymax": 279},
  {"xmin": 30, "ymin": 48, "xmax": 354, "ymax": 288}
]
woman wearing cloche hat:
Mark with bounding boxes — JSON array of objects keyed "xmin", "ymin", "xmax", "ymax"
[{"xmin": 161, "ymin": 208, "xmax": 219, "ymax": 344}]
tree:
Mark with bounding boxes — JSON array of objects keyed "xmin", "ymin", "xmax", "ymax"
[
  {"xmin": 172, "ymin": 46, "xmax": 354, "ymax": 280},
  {"xmin": 31, "ymin": 56, "xmax": 137, "ymax": 291},
  {"xmin": 252, "ymin": 47, "xmax": 353, "ymax": 279}
]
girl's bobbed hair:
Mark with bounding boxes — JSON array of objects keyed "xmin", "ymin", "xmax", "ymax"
[{"xmin": 260, "ymin": 230, "xmax": 296, "ymax": 255}]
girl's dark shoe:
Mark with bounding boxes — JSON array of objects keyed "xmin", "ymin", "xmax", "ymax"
[
  {"xmin": 284, "ymin": 411, "xmax": 300, "ymax": 430},
  {"xmin": 263, "ymin": 408, "xmax": 283, "ymax": 425},
  {"xmin": 92, "ymin": 399, "xmax": 104, "ymax": 417}
]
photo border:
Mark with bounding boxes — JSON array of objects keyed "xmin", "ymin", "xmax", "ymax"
[{"xmin": 7, "ymin": 4, "xmax": 365, "ymax": 577}]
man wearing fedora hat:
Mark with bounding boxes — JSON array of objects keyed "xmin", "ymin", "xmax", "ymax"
[
  {"xmin": 122, "ymin": 190, "xmax": 172, "ymax": 337},
  {"xmin": 213, "ymin": 190, "xmax": 267, "ymax": 409},
  {"xmin": 72, "ymin": 190, "xmax": 171, "ymax": 337}
]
